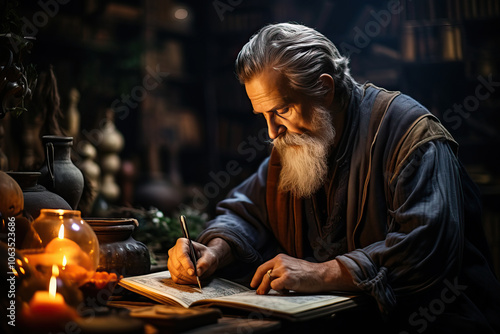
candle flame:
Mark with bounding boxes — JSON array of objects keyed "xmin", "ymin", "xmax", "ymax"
[
  {"xmin": 49, "ymin": 265, "xmax": 59, "ymax": 298},
  {"xmin": 49, "ymin": 275, "xmax": 57, "ymax": 298},
  {"xmin": 52, "ymin": 264, "xmax": 59, "ymax": 276},
  {"xmin": 62, "ymin": 255, "xmax": 67, "ymax": 269},
  {"xmin": 58, "ymin": 224, "xmax": 65, "ymax": 239}
]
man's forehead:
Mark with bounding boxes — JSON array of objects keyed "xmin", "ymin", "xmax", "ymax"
[{"xmin": 245, "ymin": 70, "xmax": 291, "ymax": 113}]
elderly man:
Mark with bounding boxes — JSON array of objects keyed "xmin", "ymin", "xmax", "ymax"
[{"xmin": 168, "ymin": 23, "xmax": 500, "ymax": 332}]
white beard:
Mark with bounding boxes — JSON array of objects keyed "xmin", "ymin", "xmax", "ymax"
[{"xmin": 273, "ymin": 106, "xmax": 336, "ymax": 198}]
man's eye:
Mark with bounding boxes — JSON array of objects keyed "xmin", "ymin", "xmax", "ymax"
[{"xmin": 276, "ymin": 107, "xmax": 290, "ymax": 115}]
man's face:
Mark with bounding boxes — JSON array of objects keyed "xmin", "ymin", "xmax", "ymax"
[
  {"xmin": 245, "ymin": 70, "xmax": 315, "ymax": 140},
  {"xmin": 245, "ymin": 70, "xmax": 336, "ymax": 198}
]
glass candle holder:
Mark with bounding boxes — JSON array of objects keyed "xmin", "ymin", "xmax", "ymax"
[{"xmin": 21, "ymin": 209, "xmax": 99, "ymax": 286}]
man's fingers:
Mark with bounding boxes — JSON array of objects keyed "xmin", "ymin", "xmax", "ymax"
[
  {"xmin": 250, "ymin": 262, "xmax": 273, "ymax": 288},
  {"xmin": 192, "ymin": 242, "xmax": 209, "ymax": 277},
  {"xmin": 250, "ymin": 259, "xmax": 277, "ymax": 293},
  {"xmin": 195, "ymin": 254, "xmax": 210, "ymax": 278},
  {"xmin": 174, "ymin": 272, "xmax": 197, "ymax": 285},
  {"xmin": 256, "ymin": 268, "xmax": 274, "ymax": 295},
  {"xmin": 167, "ymin": 238, "xmax": 201, "ymax": 285},
  {"xmin": 249, "ymin": 272, "xmax": 262, "ymax": 289},
  {"xmin": 269, "ymin": 276, "xmax": 289, "ymax": 293},
  {"xmin": 168, "ymin": 255, "xmax": 190, "ymax": 283},
  {"xmin": 168, "ymin": 238, "xmax": 222, "ymax": 285},
  {"xmin": 176, "ymin": 238, "xmax": 197, "ymax": 275}
]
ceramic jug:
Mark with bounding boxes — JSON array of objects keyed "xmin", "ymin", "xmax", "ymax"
[
  {"xmin": 39, "ymin": 135, "xmax": 84, "ymax": 209},
  {"xmin": 7, "ymin": 171, "xmax": 72, "ymax": 220}
]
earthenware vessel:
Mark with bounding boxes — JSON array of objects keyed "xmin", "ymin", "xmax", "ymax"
[
  {"xmin": 85, "ymin": 218, "xmax": 151, "ymax": 277},
  {"xmin": 39, "ymin": 135, "xmax": 84, "ymax": 209}
]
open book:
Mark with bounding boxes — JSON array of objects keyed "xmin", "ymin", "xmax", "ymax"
[{"xmin": 118, "ymin": 271, "xmax": 364, "ymax": 321}]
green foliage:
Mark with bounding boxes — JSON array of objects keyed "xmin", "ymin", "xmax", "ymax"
[{"xmin": 131, "ymin": 206, "xmax": 207, "ymax": 255}]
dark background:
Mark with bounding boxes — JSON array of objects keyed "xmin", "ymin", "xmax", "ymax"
[{"xmin": 3, "ymin": 0, "xmax": 500, "ymax": 272}]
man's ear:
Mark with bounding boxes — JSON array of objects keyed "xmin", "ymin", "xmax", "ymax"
[{"xmin": 319, "ymin": 74, "xmax": 335, "ymax": 106}]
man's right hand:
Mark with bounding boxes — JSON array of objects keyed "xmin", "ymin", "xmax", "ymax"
[{"xmin": 167, "ymin": 237, "xmax": 233, "ymax": 285}]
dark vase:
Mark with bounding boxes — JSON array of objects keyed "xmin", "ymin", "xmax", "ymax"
[
  {"xmin": 7, "ymin": 171, "xmax": 72, "ymax": 220},
  {"xmin": 39, "ymin": 135, "xmax": 84, "ymax": 209},
  {"xmin": 85, "ymin": 218, "xmax": 151, "ymax": 277}
]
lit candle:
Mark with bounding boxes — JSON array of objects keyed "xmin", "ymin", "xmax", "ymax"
[
  {"xmin": 61, "ymin": 263, "xmax": 91, "ymax": 283},
  {"xmin": 59, "ymin": 254, "xmax": 88, "ymax": 283},
  {"xmin": 45, "ymin": 225, "xmax": 82, "ymax": 259},
  {"xmin": 22, "ymin": 265, "xmax": 78, "ymax": 329},
  {"xmin": 45, "ymin": 225, "xmax": 93, "ymax": 284},
  {"xmin": 23, "ymin": 224, "xmax": 93, "ymax": 286}
]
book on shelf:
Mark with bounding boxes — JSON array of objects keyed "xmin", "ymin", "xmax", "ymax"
[
  {"xmin": 118, "ymin": 270, "xmax": 364, "ymax": 322},
  {"xmin": 401, "ymin": 22, "xmax": 463, "ymax": 62},
  {"xmin": 406, "ymin": 0, "xmax": 500, "ymax": 22}
]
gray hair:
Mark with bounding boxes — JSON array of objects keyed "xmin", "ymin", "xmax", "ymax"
[{"xmin": 235, "ymin": 22, "xmax": 356, "ymax": 108}]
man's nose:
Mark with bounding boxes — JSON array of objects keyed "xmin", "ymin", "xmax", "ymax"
[{"xmin": 265, "ymin": 113, "xmax": 286, "ymax": 139}]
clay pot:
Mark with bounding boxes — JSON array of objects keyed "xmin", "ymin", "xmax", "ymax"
[
  {"xmin": 85, "ymin": 218, "xmax": 150, "ymax": 277},
  {"xmin": 0, "ymin": 171, "xmax": 24, "ymax": 218},
  {"xmin": 7, "ymin": 172, "xmax": 71, "ymax": 220},
  {"xmin": 39, "ymin": 135, "xmax": 84, "ymax": 209},
  {"xmin": 0, "ymin": 171, "xmax": 36, "ymax": 247}
]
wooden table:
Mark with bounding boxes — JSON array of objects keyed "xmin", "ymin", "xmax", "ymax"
[{"xmin": 100, "ymin": 298, "xmax": 385, "ymax": 334}]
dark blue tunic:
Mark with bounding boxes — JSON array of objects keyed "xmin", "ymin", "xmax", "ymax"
[{"xmin": 197, "ymin": 84, "xmax": 500, "ymax": 333}]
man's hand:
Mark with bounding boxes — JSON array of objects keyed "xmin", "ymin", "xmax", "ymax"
[
  {"xmin": 167, "ymin": 237, "xmax": 233, "ymax": 285},
  {"xmin": 250, "ymin": 253, "xmax": 360, "ymax": 295}
]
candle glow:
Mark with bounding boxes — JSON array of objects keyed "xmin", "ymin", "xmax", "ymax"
[
  {"xmin": 58, "ymin": 224, "xmax": 64, "ymax": 239},
  {"xmin": 49, "ymin": 265, "xmax": 59, "ymax": 297},
  {"xmin": 21, "ymin": 209, "xmax": 99, "ymax": 288},
  {"xmin": 22, "ymin": 263, "xmax": 78, "ymax": 328}
]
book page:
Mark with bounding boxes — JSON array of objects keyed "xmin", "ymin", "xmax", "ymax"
[
  {"xmin": 119, "ymin": 271, "xmax": 249, "ymax": 308},
  {"xmin": 193, "ymin": 290, "xmax": 353, "ymax": 315}
]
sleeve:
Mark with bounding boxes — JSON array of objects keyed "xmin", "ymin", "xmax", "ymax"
[
  {"xmin": 336, "ymin": 140, "xmax": 465, "ymax": 314},
  {"xmin": 197, "ymin": 157, "xmax": 278, "ymax": 267}
]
